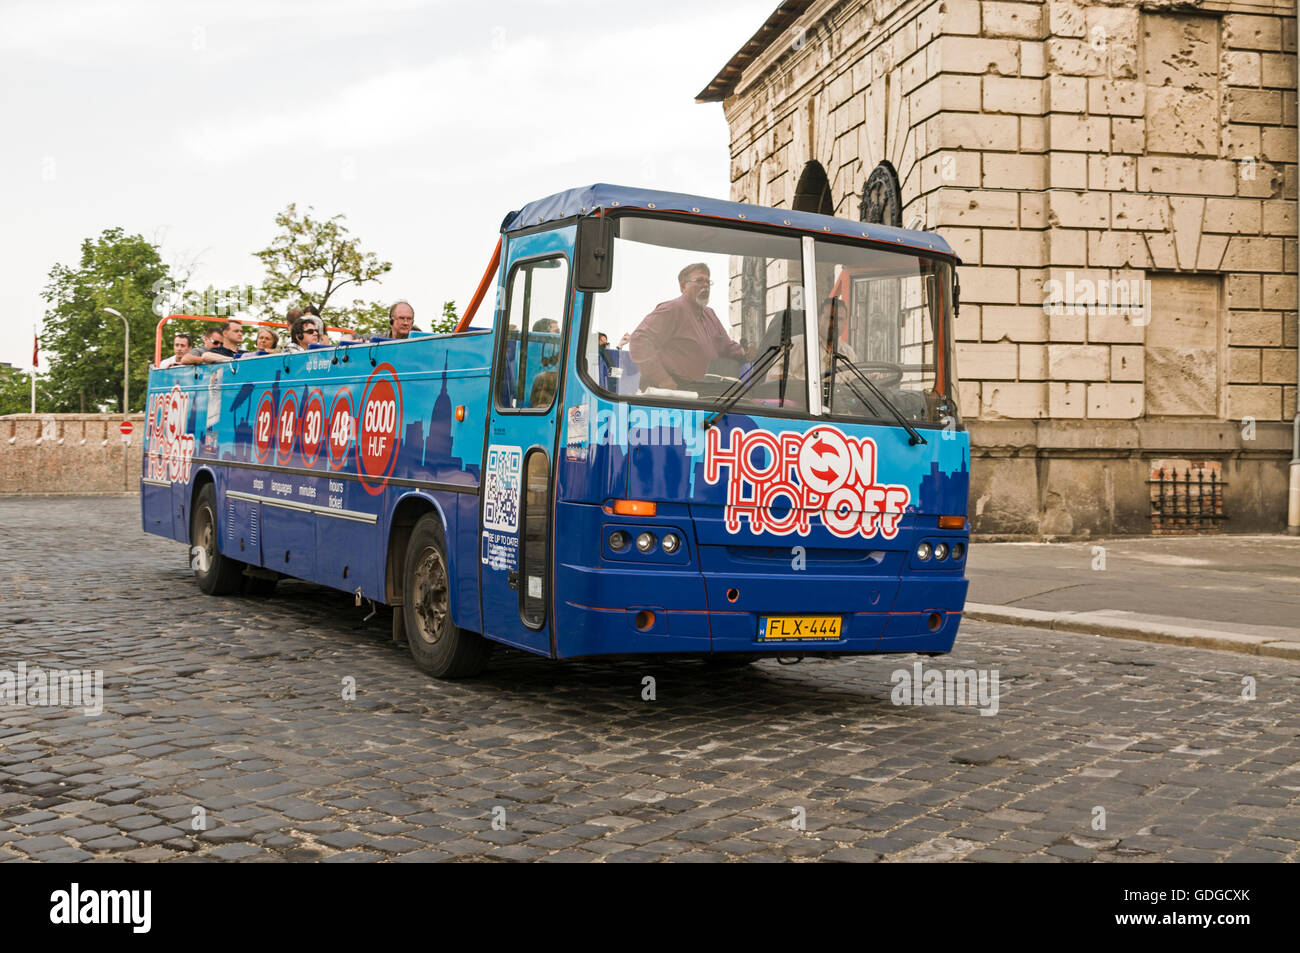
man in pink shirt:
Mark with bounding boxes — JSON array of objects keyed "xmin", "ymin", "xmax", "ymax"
[{"xmin": 629, "ymin": 263, "xmax": 746, "ymax": 390}]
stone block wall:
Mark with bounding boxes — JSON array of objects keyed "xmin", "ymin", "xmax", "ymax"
[
  {"xmin": 716, "ymin": 0, "xmax": 1298, "ymax": 534},
  {"xmin": 0, "ymin": 414, "xmax": 144, "ymax": 496}
]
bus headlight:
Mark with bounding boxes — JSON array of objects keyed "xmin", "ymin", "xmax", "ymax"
[
  {"xmin": 608, "ymin": 531, "xmax": 629, "ymax": 552},
  {"xmin": 661, "ymin": 533, "xmax": 681, "ymax": 554},
  {"xmin": 933, "ymin": 542, "xmax": 949, "ymax": 561},
  {"xmin": 636, "ymin": 532, "xmax": 656, "ymax": 553},
  {"xmin": 916, "ymin": 541, "xmax": 932, "ymax": 561},
  {"xmin": 951, "ymin": 543, "xmax": 965, "ymax": 561}
]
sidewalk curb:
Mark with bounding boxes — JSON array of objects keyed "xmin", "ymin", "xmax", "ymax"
[{"xmin": 964, "ymin": 604, "xmax": 1300, "ymax": 661}]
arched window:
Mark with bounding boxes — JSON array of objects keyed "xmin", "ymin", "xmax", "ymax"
[{"xmin": 792, "ymin": 161, "xmax": 833, "ymax": 216}]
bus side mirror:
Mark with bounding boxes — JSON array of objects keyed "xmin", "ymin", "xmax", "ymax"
[{"xmin": 574, "ymin": 217, "xmax": 614, "ymax": 293}]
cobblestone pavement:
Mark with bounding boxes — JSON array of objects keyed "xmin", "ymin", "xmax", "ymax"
[{"xmin": 1, "ymin": 498, "xmax": 1297, "ymax": 863}]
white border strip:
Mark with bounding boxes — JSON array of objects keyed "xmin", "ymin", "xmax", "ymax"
[
  {"xmin": 801, "ymin": 235, "xmax": 823, "ymax": 417},
  {"xmin": 141, "ymin": 478, "xmax": 171, "ymax": 487},
  {"xmin": 226, "ymin": 489, "xmax": 378, "ymax": 524}
]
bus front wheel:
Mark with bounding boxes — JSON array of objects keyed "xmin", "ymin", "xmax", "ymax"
[
  {"xmin": 402, "ymin": 514, "xmax": 492, "ymax": 678},
  {"xmin": 190, "ymin": 484, "xmax": 243, "ymax": 595}
]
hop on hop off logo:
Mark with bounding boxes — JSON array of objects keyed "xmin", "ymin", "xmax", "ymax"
[
  {"xmin": 145, "ymin": 385, "xmax": 195, "ymax": 484},
  {"xmin": 704, "ymin": 424, "xmax": 910, "ymax": 538}
]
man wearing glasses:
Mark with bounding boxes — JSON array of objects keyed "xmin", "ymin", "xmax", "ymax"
[
  {"xmin": 181, "ymin": 320, "xmax": 246, "ymax": 364},
  {"xmin": 628, "ymin": 263, "xmax": 745, "ymax": 390}
]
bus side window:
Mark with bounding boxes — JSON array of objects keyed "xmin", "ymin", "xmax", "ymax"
[{"xmin": 499, "ymin": 257, "xmax": 570, "ymax": 412}]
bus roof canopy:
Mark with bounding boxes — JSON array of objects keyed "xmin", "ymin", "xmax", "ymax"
[{"xmin": 501, "ymin": 183, "xmax": 955, "ymax": 258}]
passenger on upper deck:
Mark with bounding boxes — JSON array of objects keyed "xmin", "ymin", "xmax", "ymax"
[
  {"xmin": 282, "ymin": 317, "xmax": 320, "ymax": 353},
  {"xmin": 628, "ymin": 263, "xmax": 746, "ymax": 391},
  {"xmin": 253, "ymin": 328, "xmax": 279, "ymax": 354},
  {"xmin": 159, "ymin": 333, "xmax": 192, "ymax": 368},
  {"xmin": 388, "ymin": 300, "xmax": 419, "ymax": 340},
  {"xmin": 182, "ymin": 321, "xmax": 245, "ymax": 364}
]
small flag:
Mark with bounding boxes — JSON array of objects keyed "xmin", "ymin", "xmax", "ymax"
[{"xmin": 32, "ymin": 332, "xmax": 38, "ymax": 369}]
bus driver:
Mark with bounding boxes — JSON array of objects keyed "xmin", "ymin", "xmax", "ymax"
[{"xmin": 628, "ymin": 263, "xmax": 746, "ymax": 390}]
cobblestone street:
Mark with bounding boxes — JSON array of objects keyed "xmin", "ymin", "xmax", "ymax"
[{"xmin": 1, "ymin": 498, "xmax": 1297, "ymax": 862}]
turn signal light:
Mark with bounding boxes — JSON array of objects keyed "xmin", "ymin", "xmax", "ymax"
[
  {"xmin": 613, "ymin": 499, "xmax": 657, "ymax": 517},
  {"xmin": 938, "ymin": 515, "xmax": 966, "ymax": 529}
]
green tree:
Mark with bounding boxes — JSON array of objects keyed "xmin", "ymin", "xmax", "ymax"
[
  {"xmin": 40, "ymin": 228, "xmax": 172, "ymax": 413},
  {"xmin": 0, "ymin": 365, "xmax": 54, "ymax": 416},
  {"xmin": 344, "ymin": 301, "xmax": 392, "ymax": 337},
  {"xmin": 434, "ymin": 300, "xmax": 459, "ymax": 333},
  {"xmin": 254, "ymin": 204, "xmax": 392, "ymax": 328}
]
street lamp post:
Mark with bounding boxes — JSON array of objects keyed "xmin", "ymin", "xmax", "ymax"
[{"xmin": 103, "ymin": 307, "xmax": 129, "ymax": 414}]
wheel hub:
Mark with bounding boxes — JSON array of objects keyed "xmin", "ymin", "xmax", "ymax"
[{"xmin": 411, "ymin": 547, "xmax": 449, "ymax": 645}]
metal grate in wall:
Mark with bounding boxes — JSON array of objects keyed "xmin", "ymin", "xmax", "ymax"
[{"xmin": 1148, "ymin": 465, "xmax": 1226, "ymax": 534}]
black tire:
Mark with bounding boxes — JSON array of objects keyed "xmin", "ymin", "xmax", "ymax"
[
  {"xmin": 190, "ymin": 483, "xmax": 243, "ymax": 595},
  {"xmin": 402, "ymin": 514, "xmax": 492, "ymax": 678}
]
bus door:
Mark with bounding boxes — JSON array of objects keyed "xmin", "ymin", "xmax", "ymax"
[{"xmin": 479, "ymin": 227, "xmax": 573, "ymax": 656}]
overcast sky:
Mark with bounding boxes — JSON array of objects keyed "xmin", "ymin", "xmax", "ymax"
[{"xmin": 0, "ymin": 0, "xmax": 774, "ymax": 369}]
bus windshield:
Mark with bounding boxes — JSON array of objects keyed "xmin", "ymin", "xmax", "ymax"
[{"xmin": 582, "ymin": 215, "xmax": 956, "ymax": 428}]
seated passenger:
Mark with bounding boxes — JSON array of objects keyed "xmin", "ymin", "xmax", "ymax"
[
  {"xmin": 628, "ymin": 263, "xmax": 745, "ymax": 390},
  {"xmin": 182, "ymin": 322, "xmax": 245, "ymax": 364},
  {"xmin": 388, "ymin": 300, "xmax": 419, "ymax": 340},
  {"xmin": 765, "ymin": 297, "xmax": 858, "ymax": 382},
  {"xmin": 528, "ymin": 371, "xmax": 557, "ymax": 407},
  {"xmin": 282, "ymin": 316, "xmax": 321, "ymax": 352},
  {"xmin": 179, "ymin": 328, "xmax": 221, "ymax": 364},
  {"xmin": 254, "ymin": 328, "xmax": 279, "ymax": 354},
  {"xmin": 159, "ymin": 332, "xmax": 192, "ymax": 368}
]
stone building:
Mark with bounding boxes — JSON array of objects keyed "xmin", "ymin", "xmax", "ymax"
[{"xmin": 699, "ymin": 0, "xmax": 1298, "ymax": 536}]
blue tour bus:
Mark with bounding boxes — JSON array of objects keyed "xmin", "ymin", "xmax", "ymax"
[{"xmin": 141, "ymin": 184, "xmax": 970, "ymax": 678}]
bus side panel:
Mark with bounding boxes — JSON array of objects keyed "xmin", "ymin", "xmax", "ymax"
[
  {"xmin": 262, "ymin": 504, "xmax": 315, "ymax": 579},
  {"xmin": 171, "ymin": 481, "xmax": 191, "ymax": 543},
  {"xmin": 225, "ymin": 494, "xmax": 262, "ymax": 564},
  {"xmin": 317, "ymin": 510, "xmax": 377, "ymax": 598},
  {"xmin": 141, "ymin": 483, "xmax": 174, "ymax": 539},
  {"xmin": 453, "ymin": 490, "xmax": 482, "ymax": 634}
]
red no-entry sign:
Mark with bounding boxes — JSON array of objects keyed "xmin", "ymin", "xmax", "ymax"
[{"xmin": 119, "ymin": 421, "xmax": 134, "ymax": 435}]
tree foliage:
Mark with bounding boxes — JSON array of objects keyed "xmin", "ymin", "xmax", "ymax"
[
  {"xmin": 35, "ymin": 211, "xmax": 448, "ymax": 413},
  {"xmin": 0, "ymin": 364, "xmax": 54, "ymax": 416},
  {"xmin": 254, "ymin": 204, "xmax": 392, "ymax": 328},
  {"xmin": 435, "ymin": 300, "xmax": 459, "ymax": 333},
  {"xmin": 39, "ymin": 228, "xmax": 171, "ymax": 413}
]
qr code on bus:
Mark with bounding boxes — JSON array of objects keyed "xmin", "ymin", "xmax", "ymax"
[{"xmin": 483, "ymin": 444, "xmax": 522, "ymax": 533}]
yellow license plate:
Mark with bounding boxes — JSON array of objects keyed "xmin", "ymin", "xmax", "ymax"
[{"xmin": 757, "ymin": 615, "xmax": 842, "ymax": 641}]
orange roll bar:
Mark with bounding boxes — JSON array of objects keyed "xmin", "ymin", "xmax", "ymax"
[{"xmin": 454, "ymin": 237, "xmax": 502, "ymax": 333}]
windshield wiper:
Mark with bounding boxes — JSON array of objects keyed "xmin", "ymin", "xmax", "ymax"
[
  {"xmin": 830, "ymin": 352, "xmax": 927, "ymax": 446},
  {"xmin": 704, "ymin": 302, "xmax": 794, "ymax": 431}
]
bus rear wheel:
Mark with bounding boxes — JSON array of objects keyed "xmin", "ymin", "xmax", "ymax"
[
  {"xmin": 402, "ymin": 514, "xmax": 492, "ymax": 678},
  {"xmin": 190, "ymin": 484, "xmax": 243, "ymax": 595}
]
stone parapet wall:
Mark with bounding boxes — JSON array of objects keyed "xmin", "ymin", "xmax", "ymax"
[
  {"xmin": 968, "ymin": 418, "xmax": 1292, "ymax": 536},
  {"xmin": 0, "ymin": 414, "xmax": 144, "ymax": 496}
]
